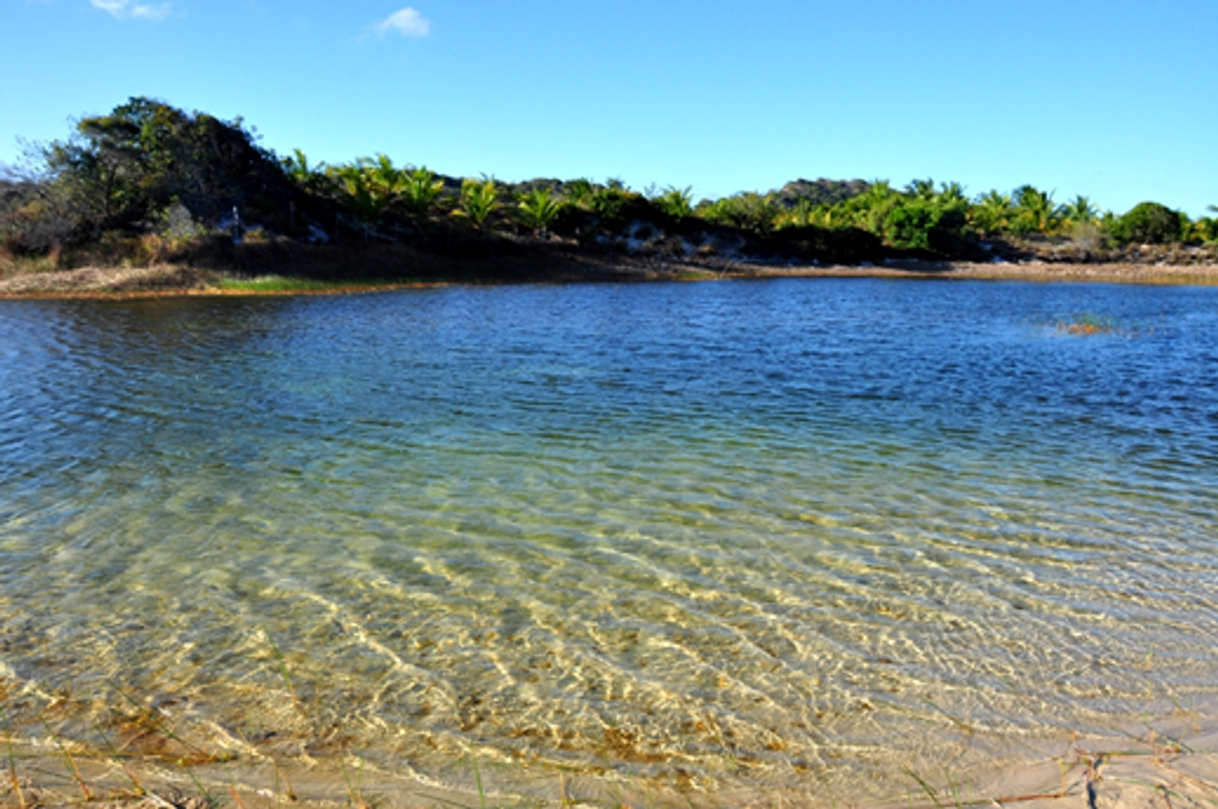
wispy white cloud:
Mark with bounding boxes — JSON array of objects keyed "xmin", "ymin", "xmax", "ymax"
[
  {"xmin": 89, "ymin": 0, "xmax": 172, "ymax": 20},
  {"xmin": 373, "ymin": 7, "xmax": 431, "ymax": 38}
]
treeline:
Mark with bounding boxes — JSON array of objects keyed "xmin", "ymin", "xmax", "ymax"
[{"xmin": 3, "ymin": 97, "xmax": 1216, "ymax": 270}]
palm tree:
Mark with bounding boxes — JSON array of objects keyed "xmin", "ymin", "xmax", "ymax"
[
  {"xmin": 1198, "ymin": 215, "xmax": 1218, "ymax": 243},
  {"xmin": 701, "ymin": 192, "xmax": 780, "ymax": 237},
  {"xmin": 563, "ymin": 179, "xmax": 594, "ymax": 209},
  {"xmin": 400, "ymin": 167, "xmax": 444, "ymax": 219},
  {"xmin": 1203, "ymin": 206, "xmax": 1218, "ymax": 243},
  {"xmin": 1062, "ymin": 195, "xmax": 1099, "ymax": 225},
  {"xmin": 366, "ymin": 154, "xmax": 406, "ymax": 204},
  {"xmin": 847, "ymin": 180, "xmax": 901, "ymax": 234},
  {"xmin": 334, "ymin": 154, "xmax": 412, "ymax": 236},
  {"xmin": 516, "ymin": 186, "xmax": 565, "ymax": 235},
  {"xmin": 336, "ymin": 164, "xmax": 388, "ymax": 233},
  {"xmin": 970, "ymin": 190, "xmax": 1014, "ymax": 236},
  {"xmin": 937, "ymin": 181, "xmax": 968, "ymax": 205},
  {"xmin": 906, "ymin": 178, "xmax": 936, "ymax": 200},
  {"xmin": 1013, "ymin": 185, "xmax": 1062, "ymax": 235},
  {"xmin": 453, "ymin": 177, "xmax": 499, "ymax": 229},
  {"xmin": 283, "ymin": 148, "xmax": 328, "ymax": 193},
  {"xmin": 785, "ymin": 197, "xmax": 817, "ymax": 227},
  {"xmin": 652, "ymin": 185, "xmax": 693, "ymax": 223}
]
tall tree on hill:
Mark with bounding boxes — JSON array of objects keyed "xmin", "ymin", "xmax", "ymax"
[{"xmin": 38, "ymin": 96, "xmax": 289, "ymax": 236}]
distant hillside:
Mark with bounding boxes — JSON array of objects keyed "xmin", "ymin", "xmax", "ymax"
[{"xmin": 774, "ymin": 178, "xmax": 871, "ymax": 208}]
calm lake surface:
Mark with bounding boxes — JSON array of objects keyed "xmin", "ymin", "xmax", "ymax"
[{"xmin": 2, "ymin": 278, "xmax": 1216, "ymax": 804}]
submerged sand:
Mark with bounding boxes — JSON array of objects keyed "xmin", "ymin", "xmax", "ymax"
[{"xmin": 3, "ymin": 693, "xmax": 1216, "ymax": 808}]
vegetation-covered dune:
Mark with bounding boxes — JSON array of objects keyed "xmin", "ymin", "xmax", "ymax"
[{"xmin": 2, "ymin": 97, "xmax": 1216, "ymax": 292}]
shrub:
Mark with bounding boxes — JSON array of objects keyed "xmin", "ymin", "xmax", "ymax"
[
  {"xmin": 882, "ymin": 201, "xmax": 968, "ymax": 253},
  {"xmin": 1194, "ymin": 216, "xmax": 1218, "ymax": 243},
  {"xmin": 588, "ymin": 187, "xmax": 653, "ymax": 232},
  {"xmin": 563, "ymin": 179, "xmax": 594, "ymax": 209},
  {"xmin": 400, "ymin": 168, "xmax": 444, "ymax": 219},
  {"xmin": 590, "ymin": 186, "xmax": 630, "ymax": 225},
  {"xmin": 1110, "ymin": 201, "xmax": 1182, "ymax": 244},
  {"xmin": 516, "ymin": 187, "xmax": 566, "ymax": 234},
  {"xmin": 453, "ymin": 178, "xmax": 499, "ymax": 229},
  {"xmin": 765, "ymin": 225, "xmax": 883, "ymax": 264},
  {"xmin": 549, "ymin": 205, "xmax": 596, "ymax": 240},
  {"xmin": 650, "ymin": 186, "xmax": 693, "ymax": 224},
  {"xmin": 698, "ymin": 192, "xmax": 781, "ymax": 237}
]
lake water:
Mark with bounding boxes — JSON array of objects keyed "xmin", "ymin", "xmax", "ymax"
[{"xmin": 1, "ymin": 278, "xmax": 1216, "ymax": 806}]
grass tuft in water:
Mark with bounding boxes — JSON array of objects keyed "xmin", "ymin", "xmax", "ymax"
[
  {"xmin": 264, "ymin": 628, "xmax": 304, "ymax": 717},
  {"xmin": 903, "ymin": 765, "xmax": 947, "ymax": 808},
  {"xmin": 3, "ymin": 711, "xmax": 27, "ymax": 809},
  {"xmin": 110, "ymin": 684, "xmax": 220, "ymax": 804},
  {"xmin": 94, "ymin": 717, "xmax": 147, "ymax": 797},
  {"xmin": 38, "ymin": 714, "xmax": 93, "ymax": 802},
  {"xmin": 341, "ymin": 754, "xmax": 372, "ymax": 809}
]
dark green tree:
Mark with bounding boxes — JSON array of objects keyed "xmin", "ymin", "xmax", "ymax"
[
  {"xmin": 1110, "ymin": 201, "xmax": 1182, "ymax": 244},
  {"xmin": 882, "ymin": 200, "xmax": 968, "ymax": 252},
  {"xmin": 39, "ymin": 96, "xmax": 288, "ymax": 234}
]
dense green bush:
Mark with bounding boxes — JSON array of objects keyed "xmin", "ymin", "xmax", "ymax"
[
  {"xmin": 588, "ymin": 187, "xmax": 654, "ymax": 231},
  {"xmin": 516, "ymin": 187, "xmax": 566, "ymax": 234},
  {"xmin": 649, "ymin": 186, "xmax": 693, "ymax": 225},
  {"xmin": 882, "ymin": 201, "xmax": 968, "ymax": 253},
  {"xmin": 1194, "ymin": 215, "xmax": 1218, "ymax": 243},
  {"xmin": 765, "ymin": 225, "xmax": 883, "ymax": 264},
  {"xmin": 548, "ymin": 204, "xmax": 596, "ymax": 240},
  {"xmin": 698, "ymin": 192, "xmax": 781, "ymax": 237},
  {"xmin": 1110, "ymin": 201, "xmax": 1182, "ymax": 244}
]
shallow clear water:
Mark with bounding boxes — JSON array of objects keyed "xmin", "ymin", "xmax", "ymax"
[{"xmin": 2, "ymin": 278, "xmax": 1217, "ymax": 804}]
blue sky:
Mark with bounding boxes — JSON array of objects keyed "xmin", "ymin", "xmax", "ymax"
[{"xmin": 2, "ymin": 0, "xmax": 1215, "ymax": 216}]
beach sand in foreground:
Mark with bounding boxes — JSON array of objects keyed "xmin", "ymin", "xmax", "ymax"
[{"xmin": 3, "ymin": 700, "xmax": 1216, "ymax": 808}]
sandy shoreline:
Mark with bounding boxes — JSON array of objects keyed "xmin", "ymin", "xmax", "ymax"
[
  {"xmin": 1, "ymin": 259, "xmax": 1218, "ymax": 299},
  {"xmin": 3, "ymin": 706, "xmax": 1216, "ymax": 808}
]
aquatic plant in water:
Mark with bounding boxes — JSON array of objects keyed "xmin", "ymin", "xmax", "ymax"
[{"xmin": 1048, "ymin": 313, "xmax": 1139, "ymax": 336}]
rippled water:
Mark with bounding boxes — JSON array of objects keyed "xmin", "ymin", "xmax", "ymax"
[{"xmin": 2, "ymin": 278, "xmax": 1217, "ymax": 805}]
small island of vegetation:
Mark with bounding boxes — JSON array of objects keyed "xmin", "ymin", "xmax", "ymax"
[{"xmin": 2, "ymin": 97, "xmax": 1216, "ymax": 295}]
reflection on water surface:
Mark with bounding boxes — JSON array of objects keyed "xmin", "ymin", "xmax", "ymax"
[{"xmin": 1, "ymin": 279, "xmax": 1216, "ymax": 805}]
